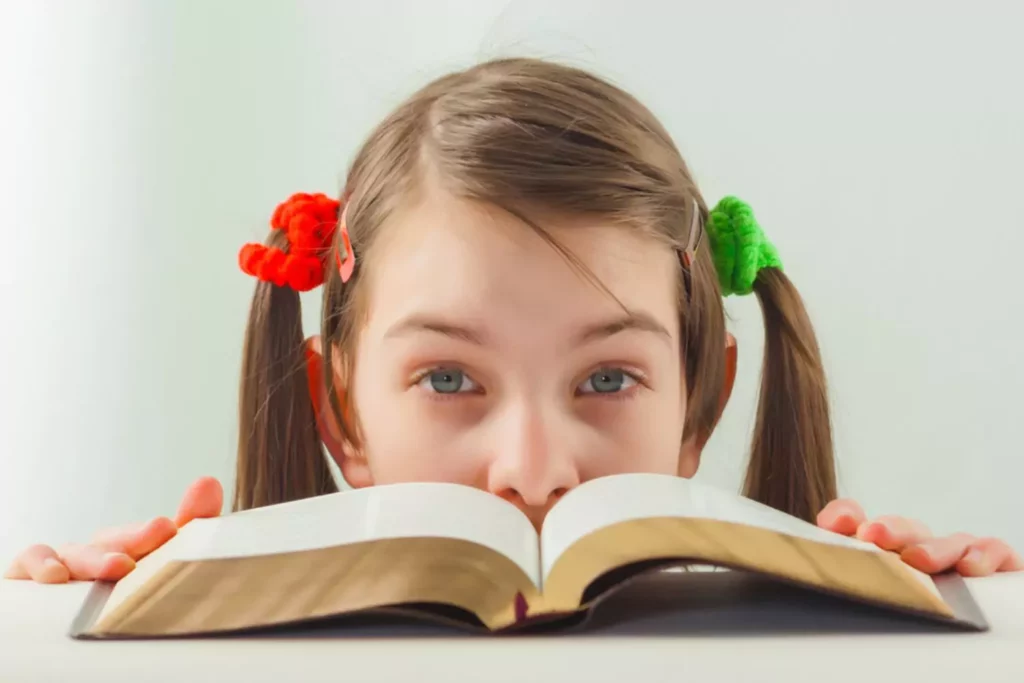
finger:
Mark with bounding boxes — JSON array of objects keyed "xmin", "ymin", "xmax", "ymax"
[
  {"xmin": 1000, "ymin": 547, "xmax": 1024, "ymax": 572},
  {"xmin": 956, "ymin": 538, "xmax": 1020, "ymax": 577},
  {"xmin": 3, "ymin": 545, "xmax": 71, "ymax": 583},
  {"xmin": 816, "ymin": 499, "xmax": 867, "ymax": 536},
  {"xmin": 90, "ymin": 517, "xmax": 177, "ymax": 560},
  {"xmin": 56, "ymin": 544, "xmax": 135, "ymax": 581},
  {"xmin": 900, "ymin": 533, "xmax": 975, "ymax": 574},
  {"xmin": 856, "ymin": 515, "xmax": 931, "ymax": 551},
  {"xmin": 174, "ymin": 476, "xmax": 224, "ymax": 528}
]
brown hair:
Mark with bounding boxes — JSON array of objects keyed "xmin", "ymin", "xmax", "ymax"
[
  {"xmin": 236, "ymin": 57, "xmax": 836, "ymax": 521},
  {"xmin": 235, "ymin": 228, "xmax": 339, "ymax": 510}
]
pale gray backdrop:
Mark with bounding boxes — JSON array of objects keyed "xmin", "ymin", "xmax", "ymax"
[{"xmin": 1, "ymin": 0, "xmax": 1021, "ymax": 561}]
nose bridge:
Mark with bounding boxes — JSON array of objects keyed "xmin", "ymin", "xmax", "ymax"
[{"xmin": 489, "ymin": 390, "xmax": 580, "ymax": 507}]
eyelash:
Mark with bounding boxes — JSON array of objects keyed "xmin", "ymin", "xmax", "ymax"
[
  {"xmin": 409, "ymin": 365, "xmax": 648, "ymax": 402},
  {"xmin": 410, "ymin": 365, "xmax": 482, "ymax": 403},
  {"xmin": 576, "ymin": 366, "xmax": 648, "ymax": 402}
]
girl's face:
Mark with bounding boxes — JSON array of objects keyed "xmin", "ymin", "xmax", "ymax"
[{"xmin": 338, "ymin": 188, "xmax": 699, "ymax": 529}]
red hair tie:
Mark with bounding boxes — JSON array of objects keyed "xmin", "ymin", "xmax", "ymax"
[{"xmin": 238, "ymin": 192, "xmax": 355, "ymax": 291}]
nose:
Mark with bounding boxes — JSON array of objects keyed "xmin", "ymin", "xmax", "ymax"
[{"xmin": 486, "ymin": 401, "xmax": 581, "ymax": 515}]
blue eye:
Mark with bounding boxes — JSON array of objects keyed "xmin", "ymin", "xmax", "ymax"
[
  {"xmin": 578, "ymin": 368, "xmax": 638, "ymax": 394},
  {"xmin": 418, "ymin": 368, "xmax": 479, "ymax": 394}
]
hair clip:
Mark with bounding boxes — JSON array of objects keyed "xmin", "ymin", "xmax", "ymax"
[
  {"xmin": 336, "ymin": 203, "xmax": 355, "ymax": 283},
  {"xmin": 679, "ymin": 199, "xmax": 703, "ymax": 301},
  {"xmin": 681, "ymin": 199, "xmax": 703, "ymax": 268}
]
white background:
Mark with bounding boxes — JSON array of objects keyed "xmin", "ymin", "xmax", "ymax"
[{"xmin": 1, "ymin": 0, "xmax": 1021, "ymax": 563}]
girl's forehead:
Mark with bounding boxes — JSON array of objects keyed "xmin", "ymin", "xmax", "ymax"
[{"xmin": 361, "ymin": 193, "xmax": 681, "ymax": 342}]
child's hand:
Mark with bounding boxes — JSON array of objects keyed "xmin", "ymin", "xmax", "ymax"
[
  {"xmin": 817, "ymin": 498, "xmax": 1023, "ymax": 576},
  {"xmin": 3, "ymin": 476, "xmax": 222, "ymax": 584}
]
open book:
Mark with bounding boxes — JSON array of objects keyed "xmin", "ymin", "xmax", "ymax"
[{"xmin": 70, "ymin": 474, "xmax": 987, "ymax": 638}]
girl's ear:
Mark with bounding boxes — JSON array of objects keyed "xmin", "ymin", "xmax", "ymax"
[
  {"xmin": 677, "ymin": 332, "xmax": 739, "ymax": 477},
  {"xmin": 719, "ymin": 332, "xmax": 738, "ymax": 423},
  {"xmin": 304, "ymin": 335, "xmax": 373, "ymax": 489}
]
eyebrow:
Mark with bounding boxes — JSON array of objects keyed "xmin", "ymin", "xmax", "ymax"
[
  {"xmin": 383, "ymin": 310, "xmax": 671, "ymax": 347},
  {"xmin": 384, "ymin": 315, "xmax": 489, "ymax": 345},
  {"xmin": 574, "ymin": 311, "xmax": 672, "ymax": 346}
]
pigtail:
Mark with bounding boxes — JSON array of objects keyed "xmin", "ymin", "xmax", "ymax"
[
  {"xmin": 700, "ymin": 196, "xmax": 837, "ymax": 523},
  {"xmin": 235, "ymin": 230, "xmax": 339, "ymax": 511},
  {"xmin": 742, "ymin": 268, "xmax": 836, "ymax": 522}
]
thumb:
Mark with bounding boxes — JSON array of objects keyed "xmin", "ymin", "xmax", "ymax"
[{"xmin": 173, "ymin": 476, "xmax": 224, "ymax": 527}]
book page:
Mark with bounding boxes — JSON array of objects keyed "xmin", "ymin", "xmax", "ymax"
[
  {"xmin": 98, "ymin": 483, "xmax": 540, "ymax": 627},
  {"xmin": 137, "ymin": 482, "xmax": 539, "ymax": 583},
  {"xmin": 97, "ymin": 516, "xmax": 220, "ymax": 625},
  {"xmin": 202, "ymin": 483, "xmax": 537, "ymax": 582},
  {"xmin": 540, "ymin": 473, "xmax": 882, "ymax": 580}
]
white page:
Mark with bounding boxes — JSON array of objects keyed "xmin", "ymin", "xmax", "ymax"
[
  {"xmin": 540, "ymin": 473, "xmax": 882, "ymax": 580},
  {"xmin": 159, "ymin": 482, "xmax": 540, "ymax": 585}
]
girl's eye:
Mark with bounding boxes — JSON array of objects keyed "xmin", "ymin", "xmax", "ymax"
[
  {"xmin": 418, "ymin": 368, "xmax": 479, "ymax": 394},
  {"xmin": 577, "ymin": 368, "xmax": 638, "ymax": 395}
]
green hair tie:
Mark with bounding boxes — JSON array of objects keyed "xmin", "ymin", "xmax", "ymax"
[{"xmin": 705, "ymin": 196, "xmax": 783, "ymax": 296}]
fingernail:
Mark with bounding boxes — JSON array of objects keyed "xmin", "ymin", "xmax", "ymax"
[
  {"xmin": 915, "ymin": 541, "xmax": 938, "ymax": 557},
  {"xmin": 102, "ymin": 552, "xmax": 135, "ymax": 569},
  {"xmin": 856, "ymin": 522, "xmax": 881, "ymax": 539},
  {"xmin": 43, "ymin": 558, "xmax": 63, "ymax": 570},
  {"xmin": 963, "ymin": 548, "xmax": 987, "ymax": 571},
  {"xmin": 149, "ymin": 516, "xmax": 176, "ymax": 533},
  {"xmin": 40, "ymin": 558, "xmax": 68, "ymax": 582}
]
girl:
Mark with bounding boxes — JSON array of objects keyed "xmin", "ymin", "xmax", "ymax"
[{"xmin": 7, "ymin": 57, "xmax": 1020, "ymax": 584}]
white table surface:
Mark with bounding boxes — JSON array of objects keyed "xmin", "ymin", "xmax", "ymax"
[{"xmin": 2, "ymin": 573, "xmax": 1023, "ymax": 682}]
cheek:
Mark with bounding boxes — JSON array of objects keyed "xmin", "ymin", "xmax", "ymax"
[
  {"xmin": 579, "ymin": 394, "xmax": 685, "ymax": 477},
  {"xmin": 353, "ymin": 376, "xmax": 486, "ymax": 486}
]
